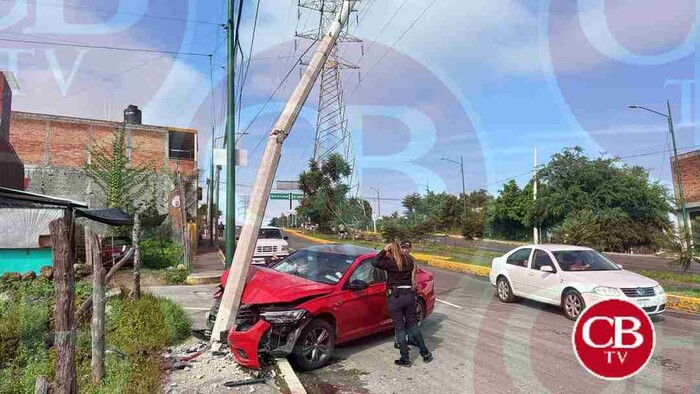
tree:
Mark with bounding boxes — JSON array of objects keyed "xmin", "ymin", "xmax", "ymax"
[
  {"xmin": 551, "ymin": 210, "xmax": 601, "ymax": 246},
  {"xmin": 85, "ymin": 125, "xmax": 154, "ymax": 212},
  {"xmin": 487, "ymin": 180, "xmax": 531, "ymax": 240},
  {"xmin": 296, "ymin": 154, "xmax": 353, "ymax": 232},
  {"xmin": 531, "ymin": 147, "xmax": 672, "ymax": 251},
  {"xmin": 402, "ymin": 193, "xmax": 421, "ymax": 215}
]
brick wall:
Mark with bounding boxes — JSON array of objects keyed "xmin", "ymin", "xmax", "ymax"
[
  {"xmin": 671, "ymin": 151, "xmax": 700, "ymax": 205},
  {"xmin": 8, "ymin": 112, "xmax": 197, "ymax": 211}
]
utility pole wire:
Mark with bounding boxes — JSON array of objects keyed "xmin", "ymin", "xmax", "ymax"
[
  {"xmin": 0, "ymin": 36, "xmax": 212, "ymax": 57},
  {"xmin": 0, "ymin": 0, "xmax": 223, "ymax": 26},
  {"xmin": 348, "ymin": 0, "xmax": 440, "ymax": 100}
]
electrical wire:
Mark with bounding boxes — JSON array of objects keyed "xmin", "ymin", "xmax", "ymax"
[
  {"xmin": 0, "ymin": 36, "xmax": 211, "ymax": 57},
  {"xmin": 348, "ymin": 0, "xmax": 440, "ymax": 100},
  {"xmin": 236, "ymin": 0, "xmax": 262, "ymax": 137},
  {"xmin": 0, "ymin": 0, "xmax": 222, "ymax": 26},
  {"xmin": 242, "ymin": 40, "xmax": 318, "ymax": 156}
]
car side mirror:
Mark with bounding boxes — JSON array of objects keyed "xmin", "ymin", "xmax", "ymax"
[
  {"xmin": 347, "ymin": 279, "xmax": 369, "ymax": 290},
  {"xmin": 540, "ymin": 265, "xmax": 555, "ymax": 273},
  {"xmin": 284, "ymin": 236, "xmax": 289, "ymax": 240}
]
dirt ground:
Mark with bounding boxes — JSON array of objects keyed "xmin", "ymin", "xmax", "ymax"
[{"xmin": 164, "ymin": 337, "xmax": 282, "ymax": 394}]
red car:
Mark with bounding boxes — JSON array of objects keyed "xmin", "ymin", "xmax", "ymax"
[{"xmin": 206, "ymin": 244, "xmax": 435, "ymax": 370}]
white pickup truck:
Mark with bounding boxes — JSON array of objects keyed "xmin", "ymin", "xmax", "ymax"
[{"xmin": 236, "ymin": 226, "xmax": 291, "ymax": 264}]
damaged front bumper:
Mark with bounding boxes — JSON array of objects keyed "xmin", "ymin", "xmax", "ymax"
[{"xmin": 227, "ymin": 308, "xmax": 313, "ymax": 369}]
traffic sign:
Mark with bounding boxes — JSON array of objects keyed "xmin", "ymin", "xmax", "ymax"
[
  {"xmin": 270, "ymin": 192, "xmax": 290, "ymax": 200},
  {"xmin": 292, "ymin": 194, "xmax": 303, "ymax": 200}
]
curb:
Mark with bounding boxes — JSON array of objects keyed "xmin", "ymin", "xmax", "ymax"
[
  {"xmin": 184, "ymin": 275, "xmax": 220, "ymax": 285},
  {"xmin": 275, "ymin": 358, "xmax": 307, "ymax": 394},
  {"xmin": 285, "ymin": 230, "xmax": 700, "ymax": 314}
]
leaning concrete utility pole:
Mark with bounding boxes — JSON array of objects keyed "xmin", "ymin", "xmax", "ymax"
[{"xmin": 211, "ymin": 0, "xmax": 358, "ymax": 343}]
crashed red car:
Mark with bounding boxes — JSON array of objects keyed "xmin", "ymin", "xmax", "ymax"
[{"xmin": 206, "ymin": 244, "xmax": 435, "ymax": 370}]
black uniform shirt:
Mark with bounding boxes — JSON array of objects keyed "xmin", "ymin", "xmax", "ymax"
[{"xmin": 372, "ymin": 250, "xmax": 415, "ymax": 288}]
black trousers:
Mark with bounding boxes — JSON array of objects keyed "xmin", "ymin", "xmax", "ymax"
[{"xmin": 387, "ymin": 289, "xmax": 430, "ymax": 361}]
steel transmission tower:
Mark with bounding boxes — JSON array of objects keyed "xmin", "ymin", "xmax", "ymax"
[{"xmin": 297, "ymin": 0, "xmax": 361, "ymax": 195}]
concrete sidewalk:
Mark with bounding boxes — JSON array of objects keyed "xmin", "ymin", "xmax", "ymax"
[{"xmin": 186, "ymin": 242, "xmax": 225, "ymax": 285}]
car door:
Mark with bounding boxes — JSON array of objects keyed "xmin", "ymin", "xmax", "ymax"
[
  {"xmin": 527, "ymin": 249, "xmax": 562, "ymax": 304},
  {"xmin": 333, "ymin": 258, "xmax": 387, "ymax": 340},
  {"xmin": 505, "ymin": 248, "xmax": 533, "ymax": 296}
]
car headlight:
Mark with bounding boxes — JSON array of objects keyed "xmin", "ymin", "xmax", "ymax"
[
  {"xmin": 654, "ymin": 284, "xmax": 665, "ymax": 295},
  {"xmin": 259, "ymin": 309, "xmax": 306, "ymax": 324},
  {"xmin": 591, "ymin": 286, "xmax": 622, "ymax": 297}
]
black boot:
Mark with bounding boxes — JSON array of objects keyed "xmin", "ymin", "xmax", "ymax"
[
  {"xmin": 421, "ymin": 352, "xmax": 434, "ymax": 363},
  {"xmin": 394, "ymin": 358, "xmax": 412, "ymax": 367}
]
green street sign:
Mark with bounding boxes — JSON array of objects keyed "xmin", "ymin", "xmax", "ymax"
[
  {"xmin": 292, "ymin": 194, "xmax": 303, "ymax": 200},
  {"xmin": 270, "ymin": 192, "xmax": 290, "ymax": 200}
]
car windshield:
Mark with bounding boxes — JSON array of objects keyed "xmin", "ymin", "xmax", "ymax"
[
  {"xmin": 271, "ymin": 250, "xmax": 355, "ymax": 285},
  {"xmin": 552, "ymin": 250, "xmax": 620, "ymax": 272},
  {"xmin": 259, "ymin": 229, "xmax": 283, "ymax": 239}
]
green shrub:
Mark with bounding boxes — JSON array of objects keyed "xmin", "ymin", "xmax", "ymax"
[
  {"xmin": 140, "ymin": 237, "xmax": 183, "ymax": 269},
  {"xmin": 122, "ymin": 356, "xmax": 161, "ymax": 394},
  {"xmin": 161, "ymin": 269, "xmax": 188, "ymax": 285},
  {"xmin": 107, "ymin": 294, "xmax": 170, "ymax": 355},
  {"xmin": 158, "ymin": 298, "xmax": 191, "ymax": 345}
]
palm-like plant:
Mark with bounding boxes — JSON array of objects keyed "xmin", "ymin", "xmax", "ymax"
[
  {"xmin": 667, "ymin": 227, "xmax": 700, "ymax": 272},
  {"xmin": 85, "ymin": 125, "xmax": 153, "ymax": 211}
]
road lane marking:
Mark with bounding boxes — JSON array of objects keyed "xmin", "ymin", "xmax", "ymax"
[
  {"xmin": 436, "ymin": 298, "xmax": 463, "ymax": 309},
  {"xmin": 183, "ymin": 307, "xmax": 211, "ymax": 311}
]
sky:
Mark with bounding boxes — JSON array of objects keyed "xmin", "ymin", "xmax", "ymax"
[{"xmin": 2, "ymin": 0, "xmax": 698, "ymax": 222}]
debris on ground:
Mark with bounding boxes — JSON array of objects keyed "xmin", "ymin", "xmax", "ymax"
[{"xmin": 165, "ymin": 337, "xmax": 280, "ymax": 394}]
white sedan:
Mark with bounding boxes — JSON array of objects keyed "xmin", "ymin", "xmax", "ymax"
[{"xmin": 489, "ymin": 244, "xmax": 666, "ymax": 320}]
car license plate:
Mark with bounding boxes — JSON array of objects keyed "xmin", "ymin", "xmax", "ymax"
[{"xmin": 636, "ymin": 298, "xmax": 651, "ymax": 307}]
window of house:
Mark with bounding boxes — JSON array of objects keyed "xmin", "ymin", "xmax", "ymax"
[{"xmin": 169, "ymin": 131, "xmax": 195, "ymax": 160}]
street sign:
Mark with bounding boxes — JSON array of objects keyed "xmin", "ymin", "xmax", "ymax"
[
  {"xmin": 213, "ymin": 148, "xmax": 248, "ymax": 167},
  {"xmin": 292, "ymin": 194, "xmax": 303, "ymax": 200},
  {"xmin": 277, "ymin": 180, "xmax": 301, "ymax": 190},
  {"xmin": 270, "ymin": 192, "xmax": 290, "ymax": 200}
]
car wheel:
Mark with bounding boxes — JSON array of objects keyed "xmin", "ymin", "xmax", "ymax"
[
  {"xmin": 496, "ymin": 277, "xmax": 516, "ymax": 303},
  {"xmin": 563, "ymin": 290, "xmax": 585, "ymax": 321},
  {"xmin": 205, "ymin": 298, "xmax": 221, "ymax": 337},
  {"xmin": 290, "ymin": 319, "xmax": 336, "ymax": 371},
  {"xmin": 416, "ymin": 298, "xmax": 426, "ymax": 325}
]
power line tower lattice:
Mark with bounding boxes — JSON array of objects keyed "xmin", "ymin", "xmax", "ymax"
[{"xmin": 297, "ymin": 0, "xmax": 361, "ymax": 196}]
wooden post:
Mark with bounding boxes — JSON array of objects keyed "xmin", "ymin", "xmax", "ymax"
[
  {"xmin": 34, "ymin": 376, "xmax": 50, "ymax": 394},
  {"xmin": 50, "ymin": 214, "xmax": 76, "ymax": 394},
  {"xmin": 132, "ymin": 211, "xmax": 141, "ymax": 299},
  {"xmin": 75, "ymin": 248, "xmax": 134, "ymax": 322},
  {"xmin": 87, "ymin": 230, "xmax": 105, "ymax": 385}
]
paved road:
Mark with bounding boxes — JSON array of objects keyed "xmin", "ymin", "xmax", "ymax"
[
  {"xmin": 432, "ymin": 236, "xmax": 700, "ymax": 274},
  {"xmin": 287, "ymin": 235, "xmax": 700, "ymax": 394},
  {"xmin": 149, "ymin": 236, "xmax": 700, "ymax": 393}
]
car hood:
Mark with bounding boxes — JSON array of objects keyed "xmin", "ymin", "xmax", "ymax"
[
  {"xmin": 564, "ymin": 269, "xmax": 658, "ymax": 288},
  {"xmin": 255, "ymin": 238, "xmax": 288, "ymax": 246},
  {"xmin": 240, "ymin": 266, "xmax": 334, "ymax": 305}
]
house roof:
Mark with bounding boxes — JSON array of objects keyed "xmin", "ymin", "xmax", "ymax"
[{"xmin": 0, "ymin": 187, "xmax": 87, "ymax": 208}]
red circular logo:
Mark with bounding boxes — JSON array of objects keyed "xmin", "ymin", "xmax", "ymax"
[{"xmin": 572, "ymin": 299, "xmax": 655, "ymax": 380}]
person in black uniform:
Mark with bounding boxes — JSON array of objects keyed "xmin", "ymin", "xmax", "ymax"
[{"xmin": 373, "ymin": 242, "xmax": 433, "ymax": 366}]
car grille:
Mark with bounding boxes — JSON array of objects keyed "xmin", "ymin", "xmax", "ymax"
[
  {"xmin": 256, "ymin": 245, "xmax": 279, "ymax": 253},
  {"xmin": 621, "ymin": 287, "xmax": 655, "ymax": 298},
  {"xmin": 659, "ymin": 303, "xmax": 666, "ymax": 312},
  {"xmin": 642, "ymin": 306, "xmax": 657, "ymax": 313},
  {"xmin": 235, "ymin": 305, "xmax": 259, "ymax": 331}
]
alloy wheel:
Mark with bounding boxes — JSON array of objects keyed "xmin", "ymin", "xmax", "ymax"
[
  {"xmin": 497, "ymin": 279, "xmax": 509, "ymax": 300},
  {"xmin": 301, "ymin": 327, "xmax": 332, "ymax": 365},
  {"xmin": 565, "ymin": 293, "xmax": 583, "ymax": 319}
]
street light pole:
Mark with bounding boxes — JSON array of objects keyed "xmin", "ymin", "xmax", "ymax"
[
  {"xmin": 629, "ymin": 101, "xmax": 690, "ymax": 244},
  {"xmin": 441, "ymin": 156, "xmax": 467, "ymax": 225},
  {"xmin": 370, "ymin": 187, "xmax": 380, "ymax": 218}
]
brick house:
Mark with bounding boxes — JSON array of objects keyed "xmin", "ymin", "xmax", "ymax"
[
  {"xmin": 8, "ymin": 110, "xmax": 198, "ymax": 212},
  {"xmin": 671, "ymin": 150, "xmax": 700, "ymax": 244}
]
